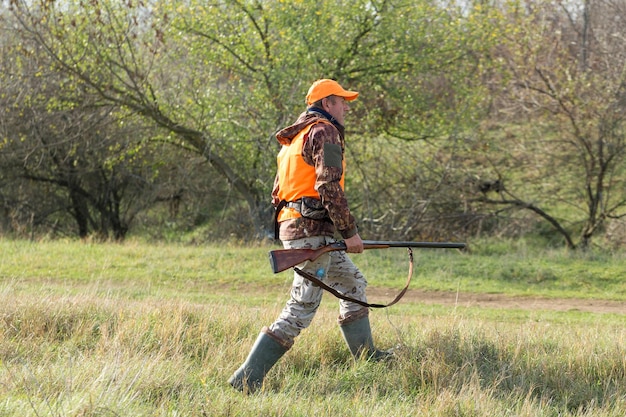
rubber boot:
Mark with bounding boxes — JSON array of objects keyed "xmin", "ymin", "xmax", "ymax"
[
  {"xmin": 339, "ymin": 315, "xmax": 391, "ymax": 361},
  {"xmin": 228, "ymin": 330, "xmax": 288, "ymax": 394}
]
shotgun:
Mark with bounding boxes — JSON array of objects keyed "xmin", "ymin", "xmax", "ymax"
[{"xmin": 268, "ymin": 240, "xmax": 467, "ymax": 273}]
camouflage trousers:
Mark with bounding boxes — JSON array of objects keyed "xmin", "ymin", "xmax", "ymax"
[{"xmin": 268, "ymin": 235, "xmax": 369, "ymax": 348}]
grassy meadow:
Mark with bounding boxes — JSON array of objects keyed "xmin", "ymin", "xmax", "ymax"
[{"xmin": 0, "ymin": 238, "xmax": 624, "ymax": 416}]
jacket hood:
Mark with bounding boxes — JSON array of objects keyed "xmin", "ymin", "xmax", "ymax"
[
  {"xmin": 275, "ymin": 112, "xmax": 316, "ymax": 146},
  {"xmin": 275, "ymin": 109, "xmax": 344, "ymax": 146}
]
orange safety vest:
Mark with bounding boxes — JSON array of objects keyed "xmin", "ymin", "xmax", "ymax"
[{"xmin": 276, "ymin": 121, "xmax": 345, "ymax": 222}]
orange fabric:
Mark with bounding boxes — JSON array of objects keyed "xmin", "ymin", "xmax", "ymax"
[
  {"xmin": 306, "ymin": 79, "xmax": 359, "ymax": 105},
  {"xmin": 276, "ymin": 122, "xmax": 345, "ymax": 222}
]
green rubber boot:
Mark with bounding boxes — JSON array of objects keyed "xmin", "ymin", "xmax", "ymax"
[
  {"xmin": 339, "ymin": 315, "xmax": 392, "ymax": 361},
  {"xmin": 228, "ymin": 330, "xmax": 288, "ymax": 394}
]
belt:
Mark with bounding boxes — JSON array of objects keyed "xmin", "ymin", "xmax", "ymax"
[
  {"xmin": 273, "ymin": 199, "xmax": 302, "ymax": 240},
  {"xmin": 285, "ymin": 200, "xmax": 302, "ymax": 211}
]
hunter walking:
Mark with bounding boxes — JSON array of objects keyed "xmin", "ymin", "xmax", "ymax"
[{"xmin": 228, "ymin": 79, "xmax": 390, "ymax": 394}]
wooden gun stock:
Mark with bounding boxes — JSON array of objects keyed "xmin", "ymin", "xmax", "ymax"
[{"xmin": 268, "ymin": 240, "xmax": 467, "ymax": 273}]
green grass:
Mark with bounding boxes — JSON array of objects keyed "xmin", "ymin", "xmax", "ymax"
[{"xmin": 0, "ymin": 238, "xmax": 624, "ymax": 416}]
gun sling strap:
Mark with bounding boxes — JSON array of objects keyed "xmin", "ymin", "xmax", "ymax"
[{"xmin": 293, "ymin": 248, "xmax": 414, "ymax": 309}]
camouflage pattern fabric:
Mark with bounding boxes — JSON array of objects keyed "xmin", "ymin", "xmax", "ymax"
[
  {"xmin": 272, "ymin": 111, "xmax": 359, "ymax": 241},
  {"xmin": 268, "ymin": 236, "xmax": 369, "ymax": 348}
]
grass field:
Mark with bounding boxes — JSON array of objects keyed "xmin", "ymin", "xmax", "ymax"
[{"xmin": 0, "ymin": 238, "xmax": 624, "ymax": 416}]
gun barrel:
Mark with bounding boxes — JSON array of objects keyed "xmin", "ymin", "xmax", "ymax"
[{"xmin": 362, "ymin": 240, "xmax": 466, "ymax": 249}]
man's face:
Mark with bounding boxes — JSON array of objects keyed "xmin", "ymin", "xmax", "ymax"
[{"xmin": 323, "ymin": 96, "xmax": 350, "ymax": 126}]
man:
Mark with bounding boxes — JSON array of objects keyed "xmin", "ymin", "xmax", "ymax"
[{"xmin": 228, "ymin": 79, "xmax": 389, "ymax": 394}]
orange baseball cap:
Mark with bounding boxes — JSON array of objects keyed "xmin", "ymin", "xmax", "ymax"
[{"xmin": 305, "ymin": 79, "xmax": 359, "ymax": 105}]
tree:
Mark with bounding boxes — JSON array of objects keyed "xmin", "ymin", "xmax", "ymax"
[
  {"xmin": 0, "ymin": 7, "xmax": 188, "ymax": 239},
  {"xmin": 458, "ymin": 0, "xmax": 626, "ymax": 249},
  {"xmin": 6, "ymin": 0, "xmax": 494, "ymax": 239},
  {"xmin": 345, "ymin": 2, "xmax": 503, "ymax": 239}
]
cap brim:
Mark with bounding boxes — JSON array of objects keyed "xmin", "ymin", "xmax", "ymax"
[{"xmin": 338, "ymin": 91, "xmax": 359, "ymax": 101}]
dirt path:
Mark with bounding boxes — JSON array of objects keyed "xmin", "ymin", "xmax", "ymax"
[{"xmin": 367, "ymin": 288, "xmax": 626, "ymax": 314}]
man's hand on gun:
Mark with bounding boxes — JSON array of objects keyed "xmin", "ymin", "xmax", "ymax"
[{"xmin": 343, "ymin": 234, "xmax": 364, "ymax": 253}]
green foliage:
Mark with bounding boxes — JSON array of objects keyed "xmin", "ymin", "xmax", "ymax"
[
  {"xmin": 3, "ymin": 0, "xmax": 501, "ymax": 239},
  {"xmin": 5, "ymin": 0, "xmax": 626, "ymax": 248}
]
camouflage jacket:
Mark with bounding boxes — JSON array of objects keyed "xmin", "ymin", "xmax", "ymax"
[{"xmin": 271, "ymin": 109, "xmax": 358, "ymax": 241}]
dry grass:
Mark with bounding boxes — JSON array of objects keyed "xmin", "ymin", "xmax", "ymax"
[
  {"xmin": 0, "ymin": 239, "xmax": 624, "ymax": 416},
  {"xmin": 1, "ymin": 288, "xmax": 624, "ymax": 416}
]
